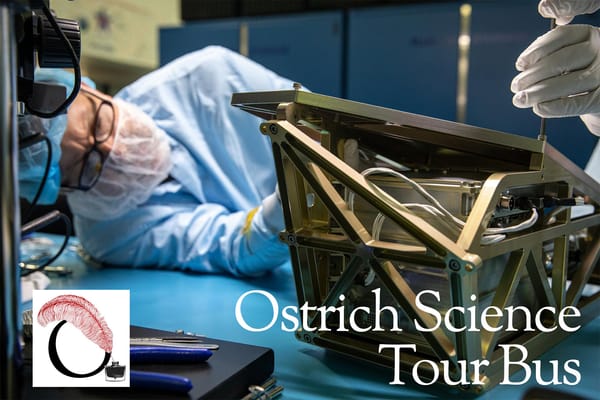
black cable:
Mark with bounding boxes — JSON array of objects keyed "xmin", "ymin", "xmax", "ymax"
[
  {"xmin": 27, "ymin": 5, "xmax": 81, "ymax": 118},
  {"xmin": 19, "ymin": 6, "xmax": 79, "ymax": 277},
  {"xmin": 20, "ymin": 212, "xmax": 72, "ymax": 277},
  {"xmin": 21, "ymin": 134, "xmax": 52, "ymax": 221}
]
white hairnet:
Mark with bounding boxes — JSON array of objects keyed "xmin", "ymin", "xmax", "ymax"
[{"xmin": 66, "ymin": 99, "xmax": 172, "ymax": 220}]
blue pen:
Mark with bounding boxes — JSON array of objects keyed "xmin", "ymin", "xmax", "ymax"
[{"xmin": 130, "ymin": 370, "xmax": 193, "ymax": 393}]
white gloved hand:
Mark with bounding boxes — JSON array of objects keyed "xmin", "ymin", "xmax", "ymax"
[
  {"xmin": 538, "ymin": 0, "xmax": 600, "ymax": 25},
  {"xmin": 260, "ymin": 188, "xmax": 284, "ymax": 233},
  {"xmin": 511, "ymin": 24, "xmax": 600, "ymax": 135}
]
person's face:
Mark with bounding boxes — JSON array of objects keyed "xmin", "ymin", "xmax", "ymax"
[
  {"xmin": 59, "ymin": 85, "xmax": 119, "ymax": 190},
  {"xmin": 63, "ymin": 93, "xmax": 173, "ymax": 220}
]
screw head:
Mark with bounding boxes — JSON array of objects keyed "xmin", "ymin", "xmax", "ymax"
[{"xmin": 449, "ymin": 260, "xmax": 461, "ymax": 271}]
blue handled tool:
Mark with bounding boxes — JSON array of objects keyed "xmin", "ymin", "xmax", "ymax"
[
  {"xmin": 128, "ymin": 344, "xmax": 213, "ymax": 393},
  {"xmin": 130, "ymin": 336, "xmax": 219, "ymax": 350},
  {"xmin": 130, "ymin": 370, "xmax": 193, "ymax": 393},
  {"xmin": 130, "ymin": 346, "xmax": 212, "ymax": 363}
]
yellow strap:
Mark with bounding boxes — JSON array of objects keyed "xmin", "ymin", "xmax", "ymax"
[{"xmin": 242, "ymin": 207, "xmax": 259, "ymax": 235}]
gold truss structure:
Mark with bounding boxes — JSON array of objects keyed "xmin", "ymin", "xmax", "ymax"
[{"xmin": 232, "ymin": 90, "xmax": 600, "ymax": 394}]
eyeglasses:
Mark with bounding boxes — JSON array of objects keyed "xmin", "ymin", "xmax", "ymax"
[{"xmin": 62, "ymin": 88, "xmax": 116, "ymax": 192}]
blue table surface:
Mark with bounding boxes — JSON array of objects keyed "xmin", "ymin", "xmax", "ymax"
[{"xmin": 21, "ymin": 234, "xmax": 600, "ymax": 399}]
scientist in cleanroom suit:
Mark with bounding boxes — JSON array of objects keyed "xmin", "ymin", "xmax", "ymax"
[
  {"xmin": 19, "ymin": 1, "xmax": 599, "ymax": 278},
  {"xmin": 19, "ymin": 46, "xmax": 296, "ymax": 277},
  {"xmin": 511, "ymin": 0, "xmax": 600, "ymax": 182}
]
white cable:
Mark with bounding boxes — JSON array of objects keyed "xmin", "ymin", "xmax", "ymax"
[
  {"xmin": 360, "ymin": 167, "xmax": 466, "ymax": 228},
  {"xmin": 372, "ymin": 210, "xmax": 510, "ymax": 244},
  {"xmin": 372, "ymin": 203, "xmax": 449, "ymax": 239},
  {"xmin": 351, "ymin": 167, "xmax": 539, "ymax": 244},
  {"xmin": 372, "ymin": 205, "xmax": 444, "ymax": 240},
  {"xmin": 404, "ymin": 203, "xmax": 446, "ymax": 217},
  {"xmin": 484, "ymin": 208, "xmax": 539, "ymax": 234},
  {"xmin": 372, "ymin": 213, "xmax": 386, "ymax": 240},
  {"xmin": 480, "ymin": 234, "xmax": 507, "ymax": 245}
]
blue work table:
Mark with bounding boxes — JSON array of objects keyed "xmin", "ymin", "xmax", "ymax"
[{"xmin": 21, "ymin": 234, "xmax": 600, "ymax": 399}]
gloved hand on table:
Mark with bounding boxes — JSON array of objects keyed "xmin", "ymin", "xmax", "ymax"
[
  {"xmin": 511, "ymin": 0, "xmax": 600, "ymax": 136},
  {"xmin": 259, "ymin": 187, "xmax": 285, "ymax": 234},
  {"xmin": 229, "ymin": 187, "xmax": 287, "ymax": 277}
]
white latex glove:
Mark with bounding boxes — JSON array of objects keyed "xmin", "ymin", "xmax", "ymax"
[
  {"xmin": 538, "ymin": 0, "xmax": 600, "ymax": 25},
  {"xmin": 260, "ymin": 188, "xmax": 284, "ymax": 233},
  {"xmin": 511, "ymin": 24, "xmax": 600, "ymax": 135}
]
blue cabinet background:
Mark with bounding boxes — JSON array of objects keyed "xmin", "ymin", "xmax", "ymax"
[
  {"xmin": 347, "ymin": 4, "xmax": 459, "ymax": 121},
  {"xmin": 160, "ymin": 12, "xmax": 343, "ymax": 97},
  {"xmin": 160, "ymin": 0, "xmax": 600, "ymax": 169},
  {"xmin": 161, "ymin": 20, "xmax": 240, "ymax": 61}
]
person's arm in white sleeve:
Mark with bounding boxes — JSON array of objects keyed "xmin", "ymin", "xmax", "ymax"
[
  {"xmin": 511, "ymin": 0, "xmax": 600, "ymax": 135},
  {"xmin": 74, "ymin": 184, "xmax": 288, "ymax": 277}
]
